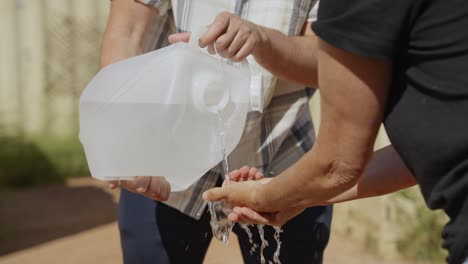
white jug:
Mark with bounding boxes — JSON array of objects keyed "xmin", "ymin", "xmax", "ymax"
[{"xmin": 79, "ymin": 32, "xmax": 255, "ymax": 191}]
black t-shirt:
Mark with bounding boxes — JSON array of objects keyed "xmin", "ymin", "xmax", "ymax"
[{"xmin": 312, "ymin": 0, "xmax": 468, "ymax": 263}]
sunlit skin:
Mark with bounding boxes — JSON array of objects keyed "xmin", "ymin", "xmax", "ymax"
[
  {"xmin": 102, "ymin": 0, "xmax": 319, "ymax": 201},
  {"xmin": 210, "ymin": 145, "xmax": 416, "ymax": 226},
  {"xmin": 102, "ymin": 2, "xmax": 417, "ymax": 225}
]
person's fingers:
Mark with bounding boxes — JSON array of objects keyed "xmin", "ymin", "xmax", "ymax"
[
  {"xmin": 157, "ymin": 177, "xmax": 171, "ymax": 201},
  {"xmin": 203, "ymin": 186, "xmax": 228, "ymax": 202},
  {"xmin": 120, "ymin": 176, "xmax": 150, "ymax": 193},
  {"xmin": 239, "ymin": 207, "xmax": 270, "ymax": 225},
  {"xmin": 228, "ymin": 212, "xmax": 244, "ymax": 223},
  {"xmin": 229, "ymin": 208, "xmax": 255, "ymax": 224},
  {"xmin": 254, "ymin": 171, "xmax": 264, "ymax": 180},
  {"xmin": 146, "ymin": 176, "xmax": 162, "ymax": 196},
  {"xmin": 134, "ymin": 176, "xmax": 151, "ymax": 193},
  {"xmin": 232, "ymin": 36, "xmax": 256, "ymax": 62},
  {"xmin": 145, "ymin": 176, "xmax": 171, "ymax": 201},
  {"xmin": 231, "ymin": 207, "xmax": 250, "ymax": 222},
  {"xmin": 228, "ymin": 167, "xmax": 263, "ymax": 182},
  {"xmin": 221, "ymin": 178, "xmax": 230, "ymax": 187},
  {"xmin": 207, "ymin": 44, "xmax": 216, "ymax": 55},
  {"xmin": 229, "ymin": 169, "xmax": 241, "ymax": 181},
  {"xmin": 227, "ymin": 212, "xmax": 240, "ymax": 222},
  {"xmin": 239, "ymin": 166, "xmax": 250, "ymax": 181},
  {"xmin": 230, "ymin": 207, "xmax": 270, "ymax": 225},
  {"xmin": 248, "ymin": 167, "xmax": 259, "ymax": 180},
  {"xmin": 168, "ymin": 32, "xmax": 191, "ymax": 44},
  {"xmin": 108, "ymin": 180, "xmax": 119, "ymax": 189},
  {"xmin": 233, "ymin": 213, "xmax": 257, "ymax": 225},
  {"xmin": 214, "ymin": 20, "xmax": 239, "ymax": 53},
  {"xmin": 225, "ymin": 30, "xmax": 249, "ymax": 57},
  {"xmin": 199, "ymin": 12, "xmax": 230, "ymax": 48}
]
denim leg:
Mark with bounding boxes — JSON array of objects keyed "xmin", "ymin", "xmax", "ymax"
[{"xmin": 118, "ymin": 188, "xmax": 170, "ymax": 264}]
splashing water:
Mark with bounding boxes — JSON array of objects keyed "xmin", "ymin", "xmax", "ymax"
[
  {"xmin": 207, "ymin": 201, "xmax": 233, "ymax": 243},
  {"xmin": 258, "ymin": 225, "xmax": 269, "ymax": 264},
  {"xmin": 272, "ymin": 226, "xmax": 283, "ymax": 264},
  {"xmin": 243, "ymin": 225, "xmax": 282, "ymax": 264},
  {"xmin": 240, "ymin": 223, "xmax": 259, "ymax": 255},
  {"xmin": 207, "ymin": 111, "xmax": 235, "ymax": 243},
  {"xmin": 207, "ymin": 111, "xmax": 284, "ymax": 263}
]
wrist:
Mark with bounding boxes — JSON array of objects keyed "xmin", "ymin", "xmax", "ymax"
[{"xmin": 252, "ymin": 25, "xmax": 272, "ymax": 60}]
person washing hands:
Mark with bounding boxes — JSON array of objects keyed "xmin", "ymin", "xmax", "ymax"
[
  {"xmin": 103, "ymin": 1, "xmax": 332, "ymax": 263},
  {"xmin": 204, "ymin": 0, "xmax": 468, "ymax": 263}
]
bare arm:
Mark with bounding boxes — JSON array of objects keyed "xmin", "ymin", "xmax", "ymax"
[
  {"xmin": 100, "ymin": 0, "xmax": 158, "ymax": 68},
  {"xmin": 253, "ymin": 23, "xmax": 318, "ymax": 87},
  {"xmin": 257, "ymin": 39, "xmax": 392, "ymax": 209},
  {"xmin": 204, "ymin": 38, "xmax": 393, "ymax": 225},
  {"xmin": 172, "ymin": 12, "xmax": 319, "ymax": 87},
  {"xmin": 327, "ymin": 144, "xmax": 417, "ymax": 204}
]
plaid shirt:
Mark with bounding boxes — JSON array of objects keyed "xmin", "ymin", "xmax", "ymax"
[{"xmin": 137, "ymin": 0, "xmax": 319, "ymax": 219}]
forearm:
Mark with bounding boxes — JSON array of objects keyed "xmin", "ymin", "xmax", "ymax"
[
  {"xmin": 100, "ymin": 0, "xmax": 158, "ymax": 68},
  {"xmin": 254, "ymin": 23, "xmax": 318, "ymax": 87},
  {"xmin": 256, "ymin": 39, "xmax": 392, "ymax": 211},
  {"xmin": 327, "ymin": 145, "xmax": 416, "ymax": 204}
]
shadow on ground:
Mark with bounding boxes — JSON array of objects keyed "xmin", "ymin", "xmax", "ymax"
[{"xmin": 0, "ymin": 180, "xmax": 117, "ymax": 255}]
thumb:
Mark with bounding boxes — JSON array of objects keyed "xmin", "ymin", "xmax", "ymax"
[
  {"xmin": 168, "ymin": 32, "xmax": 191, "ymax": 44},
  {"xmin": 203, "ymin": 187, "xmax": 228, "ymax": 202}
]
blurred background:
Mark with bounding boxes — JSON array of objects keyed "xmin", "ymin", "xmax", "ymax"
[{"xmin": 0, "ymin": 0, "xmax": 447, "ymax": 263}]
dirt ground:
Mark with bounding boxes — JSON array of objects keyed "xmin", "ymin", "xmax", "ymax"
[{"xmin": 0, "ymin": 177, "xmax": 423, "ymax": 264}]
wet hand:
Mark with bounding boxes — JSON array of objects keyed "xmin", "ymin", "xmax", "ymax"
[
  {"xmin": 228, "ymin": 165, "xmax": 264, "ymax": 182},
  {"xmin": 204, "ymin": 166, "xmax": 304, "ymax": 226},
  {"xmin": 229, "ymin": 205, "xmax": 305, "ymax": 227},
  {"xmin": 108, "ymin": 176, "xmax": 171, "ymax": 201}
]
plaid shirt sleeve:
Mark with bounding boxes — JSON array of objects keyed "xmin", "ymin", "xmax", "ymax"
[
  {"xmin": 135, "ymin": 0, "xmax": 171, "ymax": 16},
  {"xmin": 133, "ymin": 0, "xmax": 320, "ymax": 220},
  {"xmin": 307, "ymin": 0, "xmax": 319, "ymax": 22}
]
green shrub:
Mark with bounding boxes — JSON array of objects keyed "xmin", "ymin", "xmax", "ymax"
[
  {"xmin": 0, "ymin": 135, "xmax": 89, "ymax": 189},
  {"xmin": 35, "ymin": 136, "xmax": 90, "ymax": 178},
  {"xmin": 0, "ymin": 136, "xmax": 60, "ymax": 187},
  {"xmin": 394, "ymin": 189, "xmax": 448, "ymax": 262}
]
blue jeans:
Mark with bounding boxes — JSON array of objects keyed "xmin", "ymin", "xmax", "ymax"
[{"xmin": 119, "ymin": 188, "xmax": 332, "ymax": 264}]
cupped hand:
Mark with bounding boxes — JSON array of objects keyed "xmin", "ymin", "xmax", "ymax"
[{"xmin": 207, "ymin": 166, "xmax": 305, "ymax": 227}]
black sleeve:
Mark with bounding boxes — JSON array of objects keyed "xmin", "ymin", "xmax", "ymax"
[{"xmin": 312, "ymin": 0, "xmax": 418, "ymax": 60}]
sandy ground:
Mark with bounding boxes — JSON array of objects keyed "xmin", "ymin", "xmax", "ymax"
[{"xmin": 0, "ymin": 177, "xmax": 422, "ymax": 264}]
